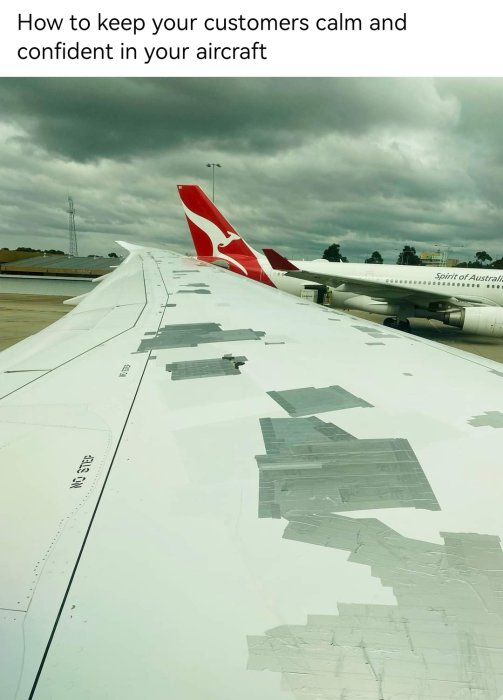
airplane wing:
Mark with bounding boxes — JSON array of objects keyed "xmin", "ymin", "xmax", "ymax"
[
  {"xmin": 262, "ymin": 248, "xmax": 494, "ymax": 308},
  {"xmin": 288, "ymin": 267, "xmax": 490, "ymax": 305},
  {"xmin": 2, "ymin": 242, "xmax": 503, "ymax": 699}
]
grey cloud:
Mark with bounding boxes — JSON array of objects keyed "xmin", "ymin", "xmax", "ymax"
[
  {"xmin": 0, "ymin": 78, "xmax": 457, "ymax": 162},
  {"xmin": 0, "ymin": 78, "xmax": 502, "ymax": 261}
]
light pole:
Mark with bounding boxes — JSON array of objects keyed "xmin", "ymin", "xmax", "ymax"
[
  {"xmin": 433, "ymin": 243, "xmax": 449, "ymax": 267},
  {"xmin": 206, "ymin": 163, "xmax": 222, "ymax": 202}
]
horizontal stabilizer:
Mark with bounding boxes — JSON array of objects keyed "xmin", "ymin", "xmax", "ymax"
[{"xmin": 262, "ymin": 248, "xmax": 299, "ymax": 271}]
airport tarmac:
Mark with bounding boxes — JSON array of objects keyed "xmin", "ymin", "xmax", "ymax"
[
  {"xmin": 0, "ymin": 294, "xmax": 70, "ymax": 351},
  {"xmin": 0, "ymin": 294, "xmax": 502, "ymax": 364}
]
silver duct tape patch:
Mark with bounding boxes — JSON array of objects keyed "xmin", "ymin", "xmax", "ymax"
[
  {"xmin": 260, "ymin": 417, "xmax": 354, "ymax": 453},
  {"xmin": 166, "ymin": 356, "xmax": 247, "ymax": 380},
  {"xmin": 352, "ymin": 324, "xmax": 398, "ymax": 339},
  {"xmin": 176, "ymin": 289, "xmax": 211, "ymax": 294},
  {"xmin": 256, "ymin": 417, "xmax": 439, "ymax": 518},
  {"xmin": 137, "ymin": 323, "xmax": 265, "ymax": 352},
  {"xmin": 468, "ymin": 411, "xmax": 503, "ymax": 428},
  {"xmin": 248, "ymin": 392, "xmax": 503, "ymax": 697},
  {"xmin": 267, "ymin": 385, "xmax": 373, "ymax": 417},
  {"xmin": 249, "ymin": 514, "xmax": 503, "ymax": 699}
]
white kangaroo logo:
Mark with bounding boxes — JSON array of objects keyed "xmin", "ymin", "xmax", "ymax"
[{"xmin": 182, "ymin": 203, "xmax": 249, "ymax": 275}]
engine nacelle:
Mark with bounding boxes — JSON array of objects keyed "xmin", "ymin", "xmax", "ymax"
[{"xmin": 444, "ymin": 307, "xmax": 503, "ymax": 337}]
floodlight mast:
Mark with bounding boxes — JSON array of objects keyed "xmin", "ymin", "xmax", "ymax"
[
  {"xmin": 67, "ymin": 196, "xmax": 78, "ymax": 256},
  {"xmin": 206, "ymin": 163, "xmax": 222, "ymax": 202}
]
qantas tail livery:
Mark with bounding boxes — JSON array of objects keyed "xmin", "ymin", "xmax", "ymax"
[
  {"xmin": 177, "ymin": 185, "xmax": 274, "ymax": 286},
  {"xmin": 178, "ymin": 184, "xmax": 503, "ymax": 337}
]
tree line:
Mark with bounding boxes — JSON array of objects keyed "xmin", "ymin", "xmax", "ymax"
[
  {"xmin": 322, "ymin": 244, "xmax": 503, "ymax": 268},
  {"xmin": 1, "ymin": 246, "xmax": 120, "ymax": 258}
]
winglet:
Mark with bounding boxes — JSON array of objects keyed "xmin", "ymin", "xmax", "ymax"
[
  {"xmin": 263, "ymin": 248, "xmax": 299, "ymax": 271},
  {"xmin": 115, "ymin": 240, "xmax": 149, "ymax": 253}
]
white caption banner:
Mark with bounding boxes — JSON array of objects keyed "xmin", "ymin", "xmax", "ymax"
[{"xmin": 0, "ymin": 0, "xmax": 502, "ymax": 76}]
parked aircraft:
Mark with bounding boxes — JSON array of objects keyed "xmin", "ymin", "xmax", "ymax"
[{"xmin": 178, "ymin": 184, "xmax": 503, "ymax": 337}]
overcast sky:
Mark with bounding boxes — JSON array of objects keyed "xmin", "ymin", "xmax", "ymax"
[{"xmin": 0, "ymin": 77, "xmax": 502, "ymax": 262}]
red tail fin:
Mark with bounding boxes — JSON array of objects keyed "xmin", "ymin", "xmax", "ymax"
[
  {"xmin": 177, "ymin": 185, "xmax": 274, "ymax": 286},
  {"xmin": 263, "ymin": 248, "xmax": 299, "ymax": 271}
]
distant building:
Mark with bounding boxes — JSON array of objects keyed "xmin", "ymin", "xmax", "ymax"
[
  {"xmin": 0, "ymin": 255, "xmax": 122, "ymax": 278},
  {"xmin": 419, "ymin": 251, "xmax": 459, "ymax": 267},
  {"xmin": 0, "ymin": 254, "xmax": 123, "ymax": 295}
]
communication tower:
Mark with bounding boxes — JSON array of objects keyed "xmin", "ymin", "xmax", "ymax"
[{"xmin": 67, "ymin": 196, "xmax": 78, "ymax": 256}]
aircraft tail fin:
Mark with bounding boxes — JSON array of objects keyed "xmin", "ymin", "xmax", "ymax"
[
  {"xmin": 263, "ymin": 248, "xmax": 299, "ymax": 271},
  {"xmin": 177, "ymin": 184, "xmax": 274, "ymax": 285}
]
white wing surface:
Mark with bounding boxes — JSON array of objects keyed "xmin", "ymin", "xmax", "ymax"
[{"xmin": 1, "ymin": 245, "xmax": 503, "ymax": 700}]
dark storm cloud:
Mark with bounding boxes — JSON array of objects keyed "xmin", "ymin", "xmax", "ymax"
[
  {"xmin": 0, "ymin": 78, "xmax": 456, "ymax": 162},
  {"xmin": 0, "ymin": 77, "xmax": 501, "ymax": 263}
]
